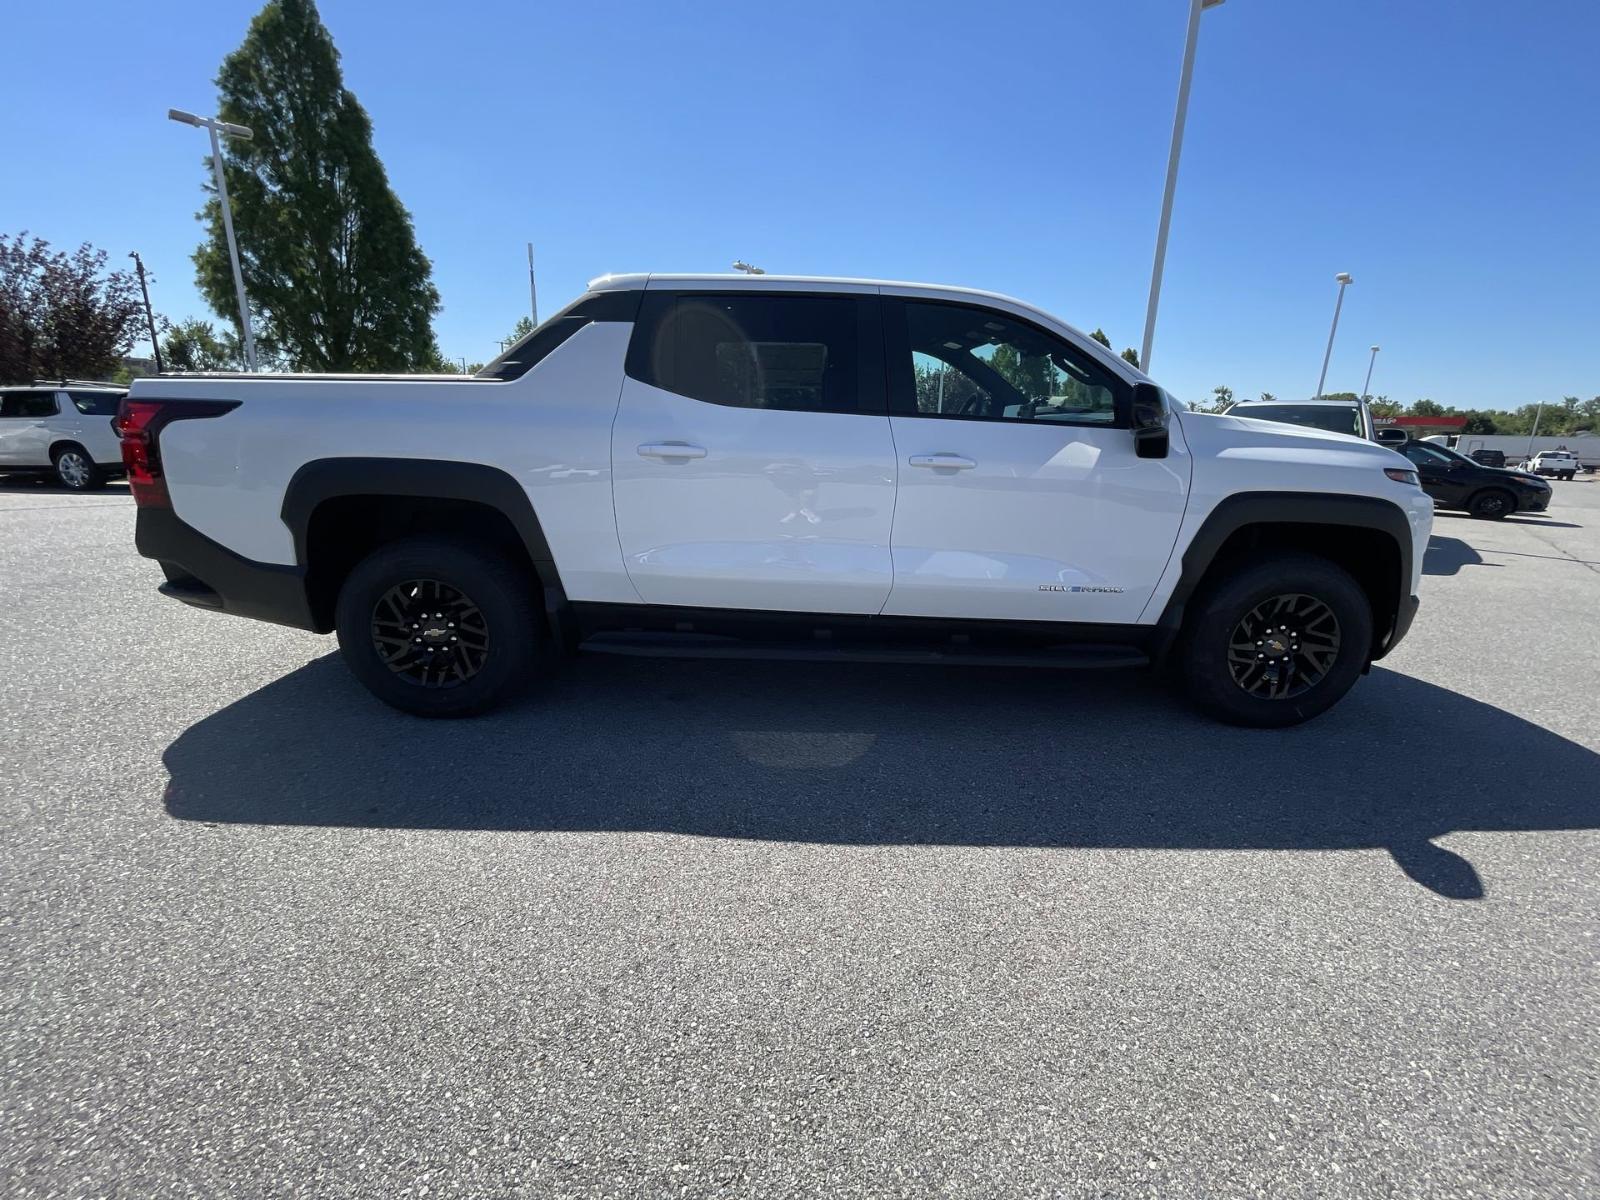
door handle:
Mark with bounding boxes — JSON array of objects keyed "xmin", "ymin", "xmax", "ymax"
[
  {"xmin": 637, "ymin": 443, "xmax": 707, "ymax": 460},
  {"xmin": 908, "ymin": 453, "xmax": 976, "ymax": 470}
]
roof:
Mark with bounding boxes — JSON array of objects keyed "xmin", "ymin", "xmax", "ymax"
[{"xmin": 585, "ymin": 272, "xmax": 1148, "ymax": 385}]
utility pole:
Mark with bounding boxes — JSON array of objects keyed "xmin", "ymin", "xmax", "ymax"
[{"xmin": 128, "ymin": 251, "xmax": 164, "ymax": 374}]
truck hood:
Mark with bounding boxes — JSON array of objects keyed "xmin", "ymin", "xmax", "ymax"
[{"xmin": 1177, "ymin": 409, "xmax": 1407, "ymax": 466}]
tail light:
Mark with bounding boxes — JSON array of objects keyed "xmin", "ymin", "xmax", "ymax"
[{"xmin": 117, "ymin": 397, "xmax": 239, "ymax": 508}]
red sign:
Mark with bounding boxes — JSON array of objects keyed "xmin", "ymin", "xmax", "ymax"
[{"xmin": 1373, "ymin": 415, "xmax": 1468, "ymax": 428}]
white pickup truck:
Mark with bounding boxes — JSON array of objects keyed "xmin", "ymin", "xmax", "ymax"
[{"xmin": 124, "ymin": 273, "xmax": 1432, "ymax": 727}]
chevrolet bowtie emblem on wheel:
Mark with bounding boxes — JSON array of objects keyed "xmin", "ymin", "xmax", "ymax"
[{"xmin": 1041, "ymin": 584, "xmax": 1125, "ymax": 594}]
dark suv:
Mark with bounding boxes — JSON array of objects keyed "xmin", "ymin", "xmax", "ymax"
[{"xmin": 1398, "ymin": 440, "xmax": 1551, "ymax": 519}]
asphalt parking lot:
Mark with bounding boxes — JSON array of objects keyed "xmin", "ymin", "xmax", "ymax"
[{"xmin": 3, "ymin": 477, "xmax": 1597, "ymax": 1199}]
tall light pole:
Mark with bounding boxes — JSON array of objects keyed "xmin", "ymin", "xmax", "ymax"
[
  {"xmin": 527, "ymin": 243, "xmax": 539, "ymax": 325},
  {"xmin": 1361, "ymin": 344, "xmax": 1380, "ymax": 400},
  {"xmin": 1314, "ymin": 272, "xmax": 1353, "ymax": 399},
  {"xmin": 1140, "ymin": 0, "xmax": 1226, "ymax": 374},
  {"xmin": 127, "ymin": 251, "xmax": 164, "ymax": 375},
  {"xmin": 168, "ymin": 108, "xmax": 258, "ymax": 371},
  {"xmin": 732, "ymin": 260, "xmax": 765, "ymax": 275}
]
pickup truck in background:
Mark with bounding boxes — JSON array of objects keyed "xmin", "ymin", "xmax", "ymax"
[
  {"xmin": 1526, "ymin": 450, "xmax": 1581, "ymax": 480},
  {"xmin": 123, "ymin": 273, "xmax": 1433, "ymax": 727}
]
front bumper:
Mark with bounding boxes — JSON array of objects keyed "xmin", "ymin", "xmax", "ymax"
[{"xmin": 136, "ymin": 507, "xmax": 319, "ymax": 631}]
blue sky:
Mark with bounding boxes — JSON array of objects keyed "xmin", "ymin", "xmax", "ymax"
[{"xmin": 4, "ymin": 0, "xmax": 1596, "ymax": 407}]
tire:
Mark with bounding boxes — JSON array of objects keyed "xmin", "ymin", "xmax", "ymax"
[
  {"xmin": 334, "ymin": 537, "xmax": 543, "ymax": 717},
  {"xmin": 1467, "ymin": 489, "xmax": 1514, "ymax": 520},
  {"xmin": 1180, "ymin": 553, "xmax": 1373, "ymax": 728},
  {"xmin": 1562, "ymin": 472, "xmax": 1575, "ymax": 481},
  {"xmin": 52, "ymin": 445, "xmax": 105, "ymax": 491}
]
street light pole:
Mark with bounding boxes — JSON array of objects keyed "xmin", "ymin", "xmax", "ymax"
[
  {"xmin": 1315, "ymin": 272, "xmax": 1353, "ymax": 399},
  {"xmin": 128, "ymin": 251, "xmax": 164, "ymax": 375},
  {"xmin": 1361, "ymin": 344, "xmax": 1380, "ymax": 401},
  {"xmin": 169, "ymin": 108, "xmax": 258, "ymax": 371},
  {"xmin": 527, "ymin": 242, "xmax": 538, "ymax": 325},
  {"xmin": 1140, "ymin": 0, "xmax": 1225, "ymax": 374}
]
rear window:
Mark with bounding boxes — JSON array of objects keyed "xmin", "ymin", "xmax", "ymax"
[
  {"xmin": 0, "ymin": 391, "xmax": 58, "ymax": 418},
  {"xmin": 626, "ymin": 292, "xmax": 867, "ymax": 414},
  {"xmin": 1235, "ymin": 403, "xmax": 1363, "ymax": 438},
  {"xmin": 69, "ymin": 391, "xmax": 124, "ymax": 416}
]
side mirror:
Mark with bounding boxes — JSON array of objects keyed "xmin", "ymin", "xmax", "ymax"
[{"xmin": 1130, "ymin": 383, "xmax": 1169, "ymax": 459}]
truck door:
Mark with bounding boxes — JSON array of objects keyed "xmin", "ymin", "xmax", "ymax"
[
  {"xmin": 878, "ymin": 297, "xmax": 1190, "ymax": 625},
  {"xmin": 610, "ymin": 288, "xmax": 898, "ymax": 614}
]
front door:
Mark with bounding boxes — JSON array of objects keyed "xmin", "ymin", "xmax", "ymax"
[
  {"xmin": 880, "ymin": 298, "xmax": 1189, "ymax": 625},
  {"xmin": 610, "ymin": 289, "xmax": 897, "ymax": 614}
]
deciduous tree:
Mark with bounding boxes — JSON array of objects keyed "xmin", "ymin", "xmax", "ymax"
[{"xmin": 0, "ymin": 233, "xmax": 146, "ymax": 383}]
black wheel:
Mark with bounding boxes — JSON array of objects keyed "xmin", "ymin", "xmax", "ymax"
[
  {"xmin": 52, "ymin": 445, "xmax": 105, "ymax": 491},
  {"xmin": 1468, "ymin": 489, "xmax": 1514, "ymax": 520},
  {"xmin": 1180, "ymin": 553, "xmax": 1373, "ymax": 728},
  {"xmin": 334, "ymin": 537, "xmax": 542, "ymax": 717},
  {"xmin": 1562, "ymin": 472, "xmax": 1575, "ymax": 481}
]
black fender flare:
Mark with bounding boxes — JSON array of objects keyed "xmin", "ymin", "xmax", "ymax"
[
  {"xmin": 281, "ymin": 457, "xmax": 573, "ymax": 644},
  {"xmin": 1152, "ymin": 491, "xmax": 1414, "ymax": 663}
]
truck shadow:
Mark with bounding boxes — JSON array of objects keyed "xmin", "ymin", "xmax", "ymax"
[
  {"xmin": 162, "ymin": 655, "xmax": 1600, "ymax": 901},
  {"xmin": 1423, "ymin": 536, "xmax": 1493, "ymax": 576}
]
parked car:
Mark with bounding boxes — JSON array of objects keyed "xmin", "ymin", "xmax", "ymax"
[
  {"xmin": 1468, "ymin": 448, "xmax": 1506, "ymax": 467},
  {"xmin": 1526, "ymin": 450, "xmax": 1581, "ymax": 480},
  {"xmin": 1397, "ymin": 440, "xmax": 1551, "ymax": 519},
  {"xmin": 0, "ymin": 382, "xmax": 127, "ymax": 490},
  {"xmin": 1225, "ymin": 397, "xmax": 1378, "ymax": 442},
  {"xmin": 123, "ymin": 273, "xmax": 1433, "ymax": 728}
]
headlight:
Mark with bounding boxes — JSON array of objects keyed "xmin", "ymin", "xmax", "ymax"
[{"xmin": 1384, "ymin": 467, "xmax": 1419, "ymax": 486}]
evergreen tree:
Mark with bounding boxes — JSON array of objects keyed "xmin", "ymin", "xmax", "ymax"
[{"xmin": 193, "ymin": 0, "xmax": 441, "ymax": 372}]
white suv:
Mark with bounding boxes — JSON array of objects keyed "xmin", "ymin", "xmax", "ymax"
[{"xmin": 0, "ymin": 383, "xmax": 126, "ymax": 490}]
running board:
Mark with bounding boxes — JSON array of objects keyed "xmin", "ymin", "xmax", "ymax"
[{"xmin": 580, "ymin": 632, "xmax": 1149, "ymax": 670}]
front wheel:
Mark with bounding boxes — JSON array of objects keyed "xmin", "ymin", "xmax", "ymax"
[
  {"xmin": 1468, "ymin": 489, "xmax": 1514, "ymax": 520},
  {"xmin": 1180, "ymin": 554, "xmax": 1373, "ymax": 728},
  {"xmin": 334, "ymin": 537, "xmax": 543, "ymax": 717}
]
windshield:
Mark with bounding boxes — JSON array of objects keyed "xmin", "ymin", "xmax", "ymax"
[{"xmin": 1232, "ymin": 403, "xmax": 1364, "ymax": 438}]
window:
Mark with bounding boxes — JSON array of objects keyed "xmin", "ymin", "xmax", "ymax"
[
  {"xmin": 1401, "ymin": 442, "xmax": 1454, "ymax": 468},
  {"xmin": 892, "ymin": 301, "xmax": 1121, "ymax": 425},
  {"xmin": 1235, "ymin": 403, "xmax": 1363, "ymax": 438},
  {"xmin": 627, "ymin": 292, "xmax": 867, "ymax": 414},
  {"xmin": 0, "ymin": 392, "xmax": 58, "ymax": 418},
  {"xmin": 69, "ymin": 391, "xmax": 124, "ymax": 416}
]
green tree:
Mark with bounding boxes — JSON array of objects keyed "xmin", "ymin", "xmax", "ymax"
[
  {"xmin": 1409, "ymin": 398, "xmax": 1446, "ymax": 417},
  {"xmin": 1120, "ymin": 347, "xmax": 1139, "ymax": 368},
  {"xmin": 1259, "ymin": 391, "xmax": 1277, "ymax": 403},
  {"xmin": 0, "ymin": 233, "xmax": 146, "ymax": 382},
  {"xmin": 194, "ymin": 0, "xmax": 441, "ymax": 372},
  {"xmin": 162, "ymin": 317, "xmax": 242, "ymax": 372},
  {"xmin": 503, "ymin": 315, "xmax": 535, "ymax": 348},
  {"xmin": 1088, "ymin": 327, "xmax": 1111, "ymax": 349}
]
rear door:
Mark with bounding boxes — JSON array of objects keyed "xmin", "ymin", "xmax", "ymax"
[
  {"xmin": 0, "ymin": 391, "xmax": 59, "ymax": 465},
  {"xmin": 610, "ymin": 288, "xmax": 897, "ymax": 613},
  {"xmin": 880, "ymin": 297, "xmax": 1189, "ymax": 625}
]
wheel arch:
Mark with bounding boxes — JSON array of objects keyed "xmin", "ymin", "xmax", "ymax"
[
  {"xmin": 282, "ymin": 458, "xmax": 572, "ymax": 642},
  {"xmin": 1154, "ymin": 492, "xmax": 1414, "ymax": 665}
]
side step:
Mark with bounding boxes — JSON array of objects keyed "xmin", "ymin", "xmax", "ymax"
[{"xmin": 580, "ymin": 631, "xmax": 1149, "ymax": 670}]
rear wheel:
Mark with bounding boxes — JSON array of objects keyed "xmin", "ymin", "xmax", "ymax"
[
  {"xmin": 52, "ymin": 445, "xmax": 104, "ymax": 491},
  {"xmin": 1180, "ymin": 553, "xmax": 1372, "ymax": 728},
  {"xmin": 334, "ymin": 537, "xmax": 542, "ymax": 717}
]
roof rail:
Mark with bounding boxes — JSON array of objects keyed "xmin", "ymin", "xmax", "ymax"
[{"xmin": 29, "ymin": 378, "xmax": 127, "ymax": 389}]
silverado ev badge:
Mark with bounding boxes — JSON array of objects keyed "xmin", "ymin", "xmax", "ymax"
[{"xmin": 1041, "ymin": 584, "xmax": 1126, "ymax": 594}]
